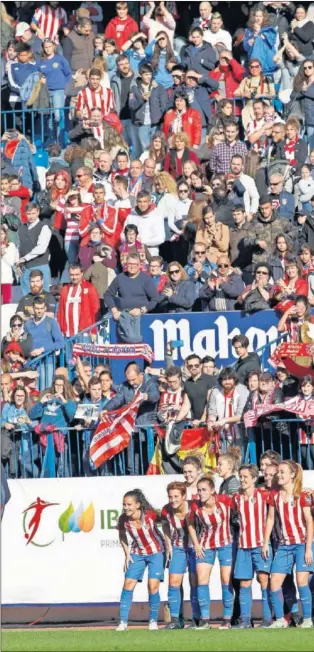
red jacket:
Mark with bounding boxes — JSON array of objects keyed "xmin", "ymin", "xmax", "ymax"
[
  {"xmin": 163, "ymin": 108, "xmax": 202, "ymax": 148},
  {"xmin": 9, "ymin": 187, "xmax": 31, "ymax": 224},
  {"xmin": 57, "ymin": 280, "xmax": 100, "ymax": 336},
  {"xmin": 274, "ymin": 276, "xmax": 309, "ymax": 314},
  {"xmin": 104, "ymin": 16, "xmax": 138, "ymax": 51},
  {"xmin": 79, "ymin": 203, "xmax": 122, "ymax": 249},
  {"xmin": 209, "ymin": 60, "xmax": 246, "ymax": 115}
]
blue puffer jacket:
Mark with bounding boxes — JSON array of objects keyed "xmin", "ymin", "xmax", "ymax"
[
  {"xmin": 159, "ymin": 280, "xmax": 196, "ymax": 313},
  {"xmin": 104, "ymin": 375, "xmax": 160, "ymax": 426},
  {"xmin": 129, "ymin": 80, "xmax": 168, "ymax": 126},
  {"xmin": 243, "ymin": 27, "xmax": 277, "ymax": 75},
  {"xmin": 8, "ymin": 139, "xmax": 39, "ymax": 189}
]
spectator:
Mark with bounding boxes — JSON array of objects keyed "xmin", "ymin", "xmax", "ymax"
[
  {"xmin": 141, "ymin": 2, "xmax": 176, "ymax": 45},
  {"xmin": 1, "ymin": 225, "xmax": 18, "ymax": 304},
  {"xmin": 269, "ymin": 172, "xmax": 295, "ymax": 222},
  {"xmin": 57, "ymin": 263, "xmax": 100, "ymax": 337},
  {"xmin": 24, "ymin": 297, "xmax": 64, "ymax": 386},
  {"xmin": 229, "ymin": 205, "xmax": 253, "ymax": 284},
  {"xmin": 75, "ymin": 166, "xmax": 94, "ymax": 204},
  {"xmin": 209, "ymin": 121, "xmax": 247, "ymax": 175},
  {"xmin": 297, "ymin": 376, "xmax": 314, "ymax": 470},
  {"xmin": 164, "ymin": 132, "xmax": 200, "ymax": 179},
  {"xmin": 202, "ymin": 356, "xmax": 218, "ymax": 376},
  {"xmin": 243, "ymin": 7, "xmax": 277, "ymax": 76},
  {"xmin": 245, "ymin": 196, "xmax": 297, "ymax": 268},
  {"xmin": 175, "ymin": 353, "xmax": 218, "ymax": 426},
  {"xmin": 207, "ymin": 367, "xmax": 249, "ymax": 446},
  {"xmin": 16, "ymin": 269, "xmax": 57, "ymax": 320},
  {"xmin": 163, "ymin": 92, "xmax": 203, "ymax": 149},
  {"xmin": 273, "ymin": 256, "xmax": 308, "ymax": 313},
  {"xmin": 299, "ymin": 244, "xmax": 313, "ymax": 277},
  {"xmin": 129, "ymin": 63, "xmax": 168, "ymax": 154},
  {"xmin": 267, "ymin": 120, "xmax": 308, "ymax": 178},
  {"xmin": 157, "ymin": 366, "xmax": 185, "ymax": 424},
  {"xmin": 210, "ymin": 176, "xmax": 242, "ymax": 228},
  {"xmin": 245, "ymin": 99, "xmax": 276, "ymax": 158},
  {"xmin": 289, "ymin": 5, "xmax": 314, "ymax": 58},
  {"xmin": 233, "ymin": 58, "xmax": 275, "ymax": 129},
  {"xmin": 103, "ymin": 361, "xmax": 160, "ymax": 427},
  {"xmin": 119, "ymin": 224, "xmax": 150, "ymax": 272},
  {"xmin": 62, "ymin": 18, "xmax": 94, "ymax": 73},
  {"xmin": 184, "ymin": 241, "xmax": 216, "ymax": 301},
  {"xmin": 295, "ymin": 164, "xmax": 314, "ymax": 214},
  {"xmin": 140, "ymin": 131, "xmax": 167, "ymax": 172},
  {"xmin": 1, "ymin": 315, "xmax": 33, "ymax": 360},
  {"xmin": 104, "ymin": 252, "xmax": 160, "ymax": 319},
  {"xmin": 237, "ymin": 262, "xmax": 274, "ymax": 313},
  {"xmin": 125, "ymin": 190, "xmax": 165, "ymax": 255},
  {"xmin": 192, "ymin": 2, "xmax": 215, "ymax": 34},
  {"xmin": 199, "ymin": 254, "xmax": 244, "ymax": 311},
  {"xmin": 204, "ymin": 12, "xmax": 232, "ymax": 51},
  {"xmin": 278, "ymin": 295, "xmax": 314, "ymax": 341},
  {"xmin": 291, "ymin": 59, "xmax": 314, "ymax": 148},
  {"xmin": 146, "ymin": 31, "xmax": 177, "ymax": 90},
  {"xmin": 104, "ymin": 2, "xmax": 138, "ymax": 52},
  {"xmin": 209, "ymin": 50, "xmax": 245, "ymax": 107},
  {"xmin": 1, "ymin": 128, "xmax": 40, "ymax": 193},
  {"xmin": 79, "ymin": 226, "xmax": 117, "ymax": 299},
  {"xmin": 76, "ymin": 68, "xmax": 114, "ymax": 120},
  {"xmin": 195, "ymin": 204, "xmax": 229, "ymax": 264},
  {"xmin": 148, "ymin": 256, "xmax": 168, "ymax": 293},
  {"xmin": 30, "ymin": 2, "xmax": 68, "ymax": 43},
  {"xmin": 111, "ymin": 54, "xmax": 139, "ymax": 156},
  {"xmin": 1, "ymin": 386, "xmax": 37, "ymax": 479},
  {"xmin": 232, "ymin": 334, "xmax": 261, "ymax": 386},
  {"xmin": 159, "ymin": 261, "xmax": 196, "ymax": 313},
  {"xmin": 17, "ymin": 203, "xmax": 52, "ymax": 295},
  {"xmin": 268, "ymin": 233, "xmax": 295, "ymax": 283},
  {"xmin": 39, "ymin": 38, "xmax": 72, "ymax": 147},
  {"xmin": 8, "ymin": 175, "xmax": 32, "ymax": 225},
  {"xmin": 121, "ymin": 31, "xmax": 148, "ymax": 76},
  {"xmin": 179, "ymin": 70, "xmax": 219, "ymax": 140},
  {"xmin": 79, "ymin": 184, "xmax": 121, "ymax": 250},
  {"xmin": 182, "ymin": 26, "xmax": 216, "ymax": 76}
]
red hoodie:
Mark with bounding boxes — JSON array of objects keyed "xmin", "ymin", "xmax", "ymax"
[
  {"xmin": 104, "ymin": 15, "xmax": 138, "ymax": 51},
  {"xmin": 9, "ymin": 187, "xmax": 31, "ymax": 224}
]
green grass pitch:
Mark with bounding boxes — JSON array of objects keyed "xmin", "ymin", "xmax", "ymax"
[{"xmin": 2, "ymin": 629, "xmax": 314, "ymax": 652}]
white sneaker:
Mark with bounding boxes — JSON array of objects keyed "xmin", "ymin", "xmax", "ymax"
[
  {"xmin": 269, "ymin": 618, "xmax": 288, "ymax": 629},
  {"xmin": 148, "ymin": 620, "xmax": 158, "ymax": 631},
  {"xmin": 300, "ymin": 618, "xmax": 313, "ymax": 629},
  {"xmin": 116, "ymin": 622, "xmax": 128, "ymax": 631}
]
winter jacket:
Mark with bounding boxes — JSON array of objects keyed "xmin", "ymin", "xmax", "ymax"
[
  {"xmin": 125, "ymin": 205, "xmax": 165, "ymax": 254},
  {"xmin": 163, "ymin": 108, "xmax": 202, "ymax": 147},
  {"xmin": 79, "ymin": 241, "xmax": 117, "ymax": 272},
  {"xmin": 159, "ymin": 280, "xmax": 196, "ymax": 313},
  {"xmin": 30, "ymin": 398, "xmax": 77, "ymax": 434},
  {"xmin": 209, "ymin": 59, "xmax": 245, "ymax": 100},
  {"xmin": 229, "ymin": 221, "xmax": 253, "ymax": 272},
  {"xmin": 3, "ymin": 138, "xmax": 39, "ymax": 190},
  {"xmin": 182, "ymin": 42, "xmax": 217, "ymax": 76},
  {"xmin": 295, "ymin": 177, "xmax": 314, "ymax": 208},
  {"xmin": 104, "ymin": 374, "xmax": 160, "ymax": 426},
  {"xmin": 243, "ymin": 26, "xmax": 277, "ymax": 75},
  {"xmin": 177, "ymin": 77, "xmax": 219, "ymax": 125},
  {"xmin": 267, "ymin": 137, "xmax": 309, "ymax": 173},
  {"xmin": 219, "ymin": 474, "xmax": 240, "ymax": 495},
  {"xmin": 292, "ymin": 80, "xmax": 314, "ymax": 127},
  {"xmin": 236, "ymin": 355, "xmax": 261, "ymax": 390},
  {"xmin": 195, "ymin": 223, "xmax": 229, "ymax": 264},
  {"xmin": 104, "ymin": 16, "xmax": 139, "ymax": 51},
  {"xmin": 239, "ymin": 284, "xmax": 274, "ymax": 313},
  {"xmin": 269, "ymin": 191, "xmax": 295, "ymax": 221},
  {"xmin": 110, "ymin": 72, "xmax": 137, "ymax": 117},
  {"xmin": 199, "ymin": 269, "xmax": 244, "ymax": 311},
  {"xmin": 268, "ymin": 253, "xmax": 287, "ymax": 283},
  {"xmin": 266, "ymin": 3, "xmax": 295, "ymax": 37},
  {"xmin": 1, "ymin": 202, "xmax": 20, "ymax": 246},
  {"xmin": 62, "ymin": 29, "xmax": 94, "ymax": 72},
  {"xmin": 7, "ymin": 61, "xmax": 39, "ymax": 98},
  {"xmin": 129, "ymin": 80, "xmax": 168, "ymax": 126},
  {"xmin": 245, "ymin": 213, "xmax": 298, "ymax": 265},
  {"xmin": 290, "ymin": 21, "xmax": 314, "ymax": 57},
  {"xmin": 184, "ymin": 259, "xmax": 216, "ymax": 298}
]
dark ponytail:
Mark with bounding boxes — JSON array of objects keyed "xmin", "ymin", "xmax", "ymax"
[{"xmin": 124, "ymin": 489, "xmax": 156, "ymax": 514}]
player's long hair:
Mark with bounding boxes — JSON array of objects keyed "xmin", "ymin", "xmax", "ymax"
[
  {"xmin": 218, "ymin": 446, "xmax": 242, "ymax": 474},
  {"xmin": 281, "ymin": 460, "xmax": 303, "ymax": 498},
  {"xmin": 123, "ymin": 489, "xmax": 156, "ymax": 514}
]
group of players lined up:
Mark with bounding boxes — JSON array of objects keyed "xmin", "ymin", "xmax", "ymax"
[{"xmin": 116, "ymin": 451, "xmax": 314, "ymax": 631}]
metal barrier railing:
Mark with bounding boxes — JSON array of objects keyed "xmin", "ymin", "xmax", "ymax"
[{"xmin": 3, "ymin": 418, "xmax": 313, "ymax": 480}]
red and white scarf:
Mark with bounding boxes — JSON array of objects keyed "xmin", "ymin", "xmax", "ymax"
[{"xmin": 284, "ymin": 136, "xmax": 298, "ymax": 167}]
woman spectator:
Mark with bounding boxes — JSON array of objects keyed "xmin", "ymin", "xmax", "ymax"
[
  {"xmin": 190, "ymin": 171, "xmax": 212, "ymax": 201},
  {"xmin": 273, "ymin": 257, "xmax": 308, "ymax": 314},
  {"xmin": 141, "ymin": 2, "xmax": 176, "ymax": 45},
  {"xmin": 278, "ymin": 295, "xmax": 314, "ymax": 341},
  {"xmin": 1, "ymin": 314, "xmax": 33, "ymax": 360},
  {"xmin": 291, "ymin": 59, "xmax": 314, "ymax": 148},
  {"xmin": 299, "ymin": 244, "xmax": 313, "ymax": 277},
  {"xmin": 233, "ymin": 58, "xmax": 275, "ymax": 129},
  {"xmin": 30, "ymin": 376, "xmax": 77, "ymax": 478},
  {"xmin": 268, "ymin": 233, "xmax": 295, "ymax": 283},
  {"xmin": 154, "ymin": 171, "xmax": 179, "ymax": 262},
  {"xmin": 121, "ymin": 31, "xmax": 148, "ymax": 76},
  {"xmin": 207, "ymin": 99, "xmax": 234, "ymax": 133},
  {"xmin": 1, "ymin": 224, "xmax": 18, "ymax": 304},
  {"xmin": 284, "ymin": 117, "xmax": 309, "ymax": 175},
  {"xmin": 199, "ymin": 254, "xmax": 244, "ymax": 312},
  {"xmin": 289, "ymin": 4, "xmax": 314, "ymax": 58},
  {"xmin": 243, "ymin": 7, "xmax": 277, "ymax": 76},
  {"xmin": 1, "ymin": 386, "xmax": 37, "ymax": 479},
  {"xmin": 140, "ymin": 131, "xmax": 167, "ymax": 172},
  {"xmin": 159, "ymin": 262, "xmax": 196, "ymax": 313},
  {"xmin": 297, "ymin": 376, "xmax": 314, "ymax": 470},
  {"xmin": 195, "ymin": 205, "xmax": 229, "ymax": 264},
  {"xmin": 39, "ymin": 39, "xmax": 71, "ymax": 148},
  {"xmin": 164, "ymin": 132, "xmax": 200, "ymax": 179},
  {"xmin": 103, "ymin": 38, "xmax": 118, "ymax": 81},
  {"xmin": 237, "ymin": 263, "xmax": 274, "ymax": 314},
  {"xmin": 295, "ymin": 164, "xmax": 314, "ymax": 213},
  {"xmin": 49, "ymin": 169, "xmax": 72, "ymax": 283},
  {"xmin": 182, "ymin": 160, "xmax": 199, "ymax": 186},
  {"xmin": 172, "ymin": 181, "xmax": 193, "ymax": 235},
  {"xmin": 163, "ymin": 93, "xmax": 202, "ymax": 149},
  {"xmin": 209, "ymin": 50, "xmax": 245, "ymax": 115},
  {"xmin": 146, "ymin": 31, "xmax": 177, "ymax": 90}
]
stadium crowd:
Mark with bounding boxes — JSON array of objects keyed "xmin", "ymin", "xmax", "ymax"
[{"xmin": 1, "ymin": 0, "xmax": 314, "ymax": 484}]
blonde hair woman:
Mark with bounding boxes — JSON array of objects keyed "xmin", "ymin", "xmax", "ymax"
[
  {"xmin": 164, "ymin": 131, "xmax": 200, "ymax": 179},
  {"xmin": 196, "ymin": 205, "xmax": 229, "ymax": 264}
]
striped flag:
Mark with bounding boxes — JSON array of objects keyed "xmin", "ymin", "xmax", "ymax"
[{"xmin": 89, "ymin": 394, "xmax": 144, "ymax": 468}]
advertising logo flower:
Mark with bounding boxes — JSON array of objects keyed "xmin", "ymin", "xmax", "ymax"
[{"xmin": 58, "ymin": 502, "xmax": 95, "ymax": 539}]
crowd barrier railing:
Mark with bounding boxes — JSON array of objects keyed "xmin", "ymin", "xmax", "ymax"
[{"xmin": 4, "ymin": 417, "xmax": 313, "ymax": 480}]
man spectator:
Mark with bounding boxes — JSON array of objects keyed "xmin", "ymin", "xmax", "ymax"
[
  {"xmin": 69, "ymin": 107, "xmax": 110, "ymax": 147},
  {"xmin": 128, "ymin": 160, "xmax": 144, "ymax": 198},
  {"xmin": 166, "ymin": 64, "xmax": 186, "ymax": 109},
  {"xmin": 25, "ymin": 297, "xmax": 64, "ymax": 360},
  {"xmin": 182, "ymin": 26, "xmax": 217, "ymax": 76},
  {"xmin": 30, "ymin": 2, "xmax": 67, "ymax": 43},
  {"xmin": 111, "ymin": 55, "xmax": 139, "ymax": 155},
  {"xmin": 209, "ymin": 121, "xmax": 247, "ymax": 175},
  {"xmin": 17, "ymin": 203, "xmax": 52, "ymax": 295},
  {"xmin": 79, "ymin": 184, "xmax": 121, "ymax": 250},
  {"xmin": 7, "ymin": 43, "xmax": 39, "ymax": 108},
  {"xmin": 209, "ymin": 50, "xmax": 245, "ymax": 105},
  {"xmin": 125, "ymin": 191, "xmax": 165, "ymax": 255},
  {"xmin": 75, "ymin": 167, "xmax": 94, "ymax": 204},
  {"xmin": 175, "ymin": 353, "xmax": 218, "ymax": 426},
  {"xmin": 36, "ymin": 170, "xmax": 55, "ymax": 221},
  {"xmin": 16, "ymin": 269, "xmax": 57, "ymax": 320},
  {"xmin": 1, "ymin": 179, "xmax": 20, "ymax": 245},
  {"xmin": 184, "ymin": 242, "xmax": 216, "ymax": 299},
  {"xmin": 229, "ymin": 205, "xmax": 253, "ymax": 284},
  {"xmin": 192, "ymin": 1, "xmax": 216, "ymax": 33},
  {"xmin": 57, "ymin": 263, "xmax": 100, "ymax": 337},
  {"xmin": 1, "ymin": 374, "xmax": 13, "ymax": 407},
  {"xmin": 268, "ymin": 172, "xmax": 295, "ymax": 222},
  {"xmin": 207, "ymin": 367, "xmax": 249, "ymax": 445},
  {"xmin": 8, "ymin": 175, "xmax": 32, "ymax": 224},
  {"xmin": 15, "ymin": 22, "xmax": 42, "ymax": 57},
  {"xmin": 245, "ymin": 100, "xmax": 274, "ymax": 156},
  {"xmin": 199, "ymin": 253, "xmax": 244, "ymax": 311},
  {"xmin": 267, "ymin": 122, "xmax": 308, "ymax": 176},
  {"xmin": 238, "ymin": 263, "xmax": 274, "ymax": 314},
  {"xmin": 157, "ymin": 367, "xmax": 185, "ymax": 423},
  {"xmin": 62, "ymin": 18, "xmax": 94, "ymax": 73},
  {"xmin": 245, "ymin": 196, "xmax": 297, "ymax": 267},
  {"xmin": 232, "ymin": 335, "xmax": 261, "ymax": 387},
  {"xmin": 93, "ymin": 152, "xmax": 115, "ymax": 199},
  {"xmin": 179, "ymin": 70, "xmax": 218, "ymax": 141},
  {"xmin": 230, "ymin": 155, "xmax": 259, "ymax": 221},
  {"xmin": 129, "ymin": 63, "xmax": 168, "ymax": 154},
  {"xmin": 104, "ymin": 2, "xmax": 138, "ymax": 52},
  {"xmin": 203, "ymin": 12, "xmax": 232, "ymax": 51},
  {"xmin": 76, "ymin": 69, "xmax": 114, "ymax": 119},
  {"xmin": 141, "ymin": 158, "xmax": 156, "ymax": 193},
  {"xmin": 104, "ymin": 253, "xmax": 160, "ymax": 318}
]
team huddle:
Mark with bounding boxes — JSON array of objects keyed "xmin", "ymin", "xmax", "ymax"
[{"xmin": 116, "ymin": 452, "xmax": 314, "ymax": 631}]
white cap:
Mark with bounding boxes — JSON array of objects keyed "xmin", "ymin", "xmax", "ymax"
[{"xmin": 15, "ymin": 22, "xmax": 31, "ymax": 37}]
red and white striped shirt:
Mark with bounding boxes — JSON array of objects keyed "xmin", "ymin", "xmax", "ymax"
[
  {"xmin": 232, "ymin": 489, "xmax": 269, "ymax": 549},
  {"xmin": 161, "ymin": 503, "xmax": 188, "ymax": 548},
  {"xmin": 65, "ymin": 284, "xmax": 82, "ymax": 337},
  {"xmin": 188, "ymin": 495, "xmax": 233, "ymax": 549},
  {"xmin": 158, "ymin": 388, "xmax": 184, "ymax": 422},
  {"xmin": 76, "ymin": 87, "xmax": 114, "ymax": 118},
  {"xmin": 32, "ymin": 5, "xmax": 67, "ymax": 41},
  {"xmin": 268, "ymin": 490, "xmax": 312, "ymax": 545},
  {"xmin": 118, "ymin": 510, "xmax": 164, "ymax": 556}
]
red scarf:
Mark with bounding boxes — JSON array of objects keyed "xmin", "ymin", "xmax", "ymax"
[{"xmin": 284, "ymin": 136, "xmax": 298, "ymax": 167}]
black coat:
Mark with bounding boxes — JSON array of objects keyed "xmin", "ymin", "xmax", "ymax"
[
  {"xmin": 290, "ymin": 20, "xmax": 314, "ymax": 57},
  {"xmin": 182, "ymin": 43, "xmax": 217, "ymax": 76},
  {"xmin": 234, "ymin": 352, "xmax": 261, "ymax": 386},
  {"xmin": 267, "ymin": 138, "xmax": 308, "ymax": 174}
]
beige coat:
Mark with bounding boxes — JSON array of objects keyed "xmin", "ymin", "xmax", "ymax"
[{"xmin": 195, "ymin": 222, "xmax": 230, "ymax": 264}]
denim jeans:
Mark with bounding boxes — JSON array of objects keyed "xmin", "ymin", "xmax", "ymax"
[
  {"xmin": 122, "ymin": 119, "xmax": 141, "ymax": 159},
  {"xmin": 48, "ymin": 89, "xmax": 66, "ymax": 147},
  {"xmin": 20, "ymin": 264, "xmax": 51, "ymax": 295},
  {"xmin": 61, "ymin": 240, "xmax": 80, "ymax": 284},
  {"xmin": 138, "ymin": 125, "xmax": 154, "ymax": 154},
  {"xmin": 307, "ymin": 125, "xmax": 314, "ymax": 149}
]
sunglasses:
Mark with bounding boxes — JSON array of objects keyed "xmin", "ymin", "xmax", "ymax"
[
  {"xmin": 76, "ymin": 174, "xmax": 85, "ymax": 178},
  {"xmin": 169, "ymin": 269, "xmax": 180, "ymax": 274},
  {"xmin": 212, "ymin": 183, "xmax": 222, "ymax": 188},
  {"xmin": 270, "ymin": 181, "xmax": 281, "ymax": 186},
  {"xmin": 12, "ymin": 323, "xmax": 22, "ymax": 328},
  {"xmin": 250, "ymin": 65, "xmax": 260, "ymax": 69},
  {"xmin": 195, "ymin": 251, "xmax": 206, "ymax": 255},
  {"xmin": 187, "ymin": 76, "xmax": 198, "ymax": 82},
  {"xmin": 187, "ymin": 364, "xmax": 200, "ymax": 369},
  {"xmin": 304, "ymin": 66, "xmax": 314, "ymax": 70},
  {"xmin": 218, "ymin": 264, "xmax": 229, "ymax": 268},
  {"xmin": 178, "ymin": 188, "xmax": 189, "ymax": 193}
]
